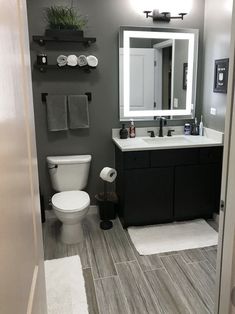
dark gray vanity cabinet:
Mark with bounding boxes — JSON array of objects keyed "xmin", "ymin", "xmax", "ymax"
[
  {"xmin": 124, "ymin": 168, "xmax": 174, "ymax": 226},
  {"xmin": 174, "ymin": 164, "xmax": 219, "ymax": 220},
  {"xmin": 115, "ymin": 146, "xmax": 223, "ymax": 228}
]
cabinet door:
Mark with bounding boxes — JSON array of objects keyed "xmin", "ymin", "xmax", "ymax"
[
  {"xmin": 174, "ymin": 164, "xmax": 218, "ymax": 220},
  {"xmin": 123, "ymin": 168, "xmax": 174, "ymax": 226}
]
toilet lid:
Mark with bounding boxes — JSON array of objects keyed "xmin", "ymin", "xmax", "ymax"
[{"xmin": 52, "ymin": 191, "xmax": 90, "ymax": 212}]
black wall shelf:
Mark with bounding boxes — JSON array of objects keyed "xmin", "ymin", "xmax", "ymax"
[
  {"xmin": 33, "ymin": 35, "xmax": 96, "ymax": 46},
  {"xmin": 34, "ymin": 63, "xmax": 96, "ymax": 73}
]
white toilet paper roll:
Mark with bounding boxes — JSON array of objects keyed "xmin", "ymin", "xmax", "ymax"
[{"xmin": 100, "ymin": 167, "xmax": 117, "ymax": 183}]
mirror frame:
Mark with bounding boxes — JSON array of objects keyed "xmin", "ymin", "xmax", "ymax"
[{"xmin": 119, "ymin": 26, "xmax": 199, "ymax": 120}]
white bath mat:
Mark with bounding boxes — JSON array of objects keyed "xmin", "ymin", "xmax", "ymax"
[
  {"xmin": 45, "ymin": 255, "xmax": 88, "ymax": 314},
  {"xmin": 128, "ymin": 219, "xmax": 218, "ymax": 255}
]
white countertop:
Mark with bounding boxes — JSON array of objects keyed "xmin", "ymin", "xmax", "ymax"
[{"xmin": 112, "ymin": 127, "xmax": 224, "ymax": 152}]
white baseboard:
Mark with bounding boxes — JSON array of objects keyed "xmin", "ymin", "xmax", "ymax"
[
  {"xmin": 213, "ymin": 213, "xmax": 220, "ymax": 227},
  {"xmin": 88, "ymin": 205, "xmax": 98, "ymax": 215},
  {"xmin": 45, "ymin": 210, "xmax": 56, "ymax": 219}
]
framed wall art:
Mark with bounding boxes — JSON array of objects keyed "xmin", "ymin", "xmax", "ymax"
[{"xmin": 213, "ymin": 58, "xmax": 229, "ymax": 93}]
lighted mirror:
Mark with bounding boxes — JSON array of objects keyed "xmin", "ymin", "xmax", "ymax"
[{"xmin": 119, "ymin": 27, "xmax": 199, "ymax": 120}]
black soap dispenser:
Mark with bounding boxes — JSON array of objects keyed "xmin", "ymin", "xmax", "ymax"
[{"xmin": 119, "ymin": 124, "xmax": 128, "ymax": 139}]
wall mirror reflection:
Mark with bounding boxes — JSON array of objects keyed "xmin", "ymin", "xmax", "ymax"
[{"xmin": 119, "ymin": 27, "xmax": 199, "ymax": 120}]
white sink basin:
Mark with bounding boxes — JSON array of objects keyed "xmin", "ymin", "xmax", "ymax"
[{"xmin": 143, "ymin": 136, "xmax": 192, "ymax": 146}]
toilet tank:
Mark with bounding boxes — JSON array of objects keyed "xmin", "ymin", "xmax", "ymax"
[{"xmin": 47, "ymin": 155, "xmax": 92, "ymax": 192}]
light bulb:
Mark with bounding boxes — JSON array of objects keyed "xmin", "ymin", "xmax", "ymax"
[
  {"xmin": 129, "ymin": 0, "xmax": 156, "ymax": 15},
  {"xmin": 129, "ymin": 0, "xmax": 192, "ymax": 16},
  {"xmin": 159, "ymin": 0, "xmax": 192, "ymax": 15}
]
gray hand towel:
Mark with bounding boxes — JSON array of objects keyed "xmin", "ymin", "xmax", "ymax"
[
  {"xmin": 46, "ymin": 95, "xmax": 68, "ymax": 131},
  {"xmin": 68, "ymin": 95, "xmax": 90, "ymax": 129}
]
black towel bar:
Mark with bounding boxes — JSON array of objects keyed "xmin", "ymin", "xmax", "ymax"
[{"xmin": 41, "ymin": 92, "xmax": 92, "ymax": 102}]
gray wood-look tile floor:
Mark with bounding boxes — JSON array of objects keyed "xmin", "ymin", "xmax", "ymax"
[{"xmin": 43, "ymin": 214, "xmax": 218, "ymax": 314}]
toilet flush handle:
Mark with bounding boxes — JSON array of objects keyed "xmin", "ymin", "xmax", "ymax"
[{"xmin": 48, "ymin": 164, "xmax": 58, "ymax": 170}]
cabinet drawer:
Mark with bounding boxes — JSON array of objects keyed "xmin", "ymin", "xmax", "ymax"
[
  {"xmin": 151, "ymin": 148, "xmax": 198, "ymax": 167},
  {"xmin": 199, "ymin": 147, "xmax": 223, "ymax": 164},
  {"xmin": 124, "ymin": 151, "xmax": 149, "ymax": 169}
]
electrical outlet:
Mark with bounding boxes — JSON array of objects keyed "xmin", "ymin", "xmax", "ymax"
[
  {"xmin": 210, "ymin": 107, "xmax": 217, "ymax": 115},
  {"xmin": 173, "ymin": 98, "xmax": 178, "ymax": 108}
]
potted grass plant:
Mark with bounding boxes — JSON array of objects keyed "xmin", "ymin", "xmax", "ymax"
[{"xmin": 44, "ymin": 6, "xmax": 87, "ymax": 39}]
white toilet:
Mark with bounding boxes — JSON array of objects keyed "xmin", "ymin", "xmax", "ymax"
[{"xmin": 47, "ymin": 155, "xmax": 92, "ymax": 244}]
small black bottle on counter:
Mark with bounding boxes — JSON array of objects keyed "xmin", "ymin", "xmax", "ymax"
[{"xmin": 119, "ymin": 124, "xmax": 128, "ymax": 139}]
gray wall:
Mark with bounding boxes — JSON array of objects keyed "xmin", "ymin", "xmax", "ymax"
[
  {"xmin": 26, "ymin": 0, "xmax": 205, "ymax": 207},
  {"xmin": 201, "ymin": 0, "xmax": 233, "ymax": 131},
  {"xmin": 173, "ymin": 40, "xmax": 188, "ymax": 109},
  {"xmin": 162, "ymin": 47, "xmax": 172, "ymax": 109}
]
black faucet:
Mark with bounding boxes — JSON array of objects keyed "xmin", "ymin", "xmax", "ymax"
[
  {"xmin": 147, "ymin": 130, "xmax": 155, "ymax": 137},
  {"xmin": 158, "ymin": 117, "xmax": 167, "ymax": 137},
  {"xmin": 167, "ymin": 129, "xmax": 175, "ymax": 137}
]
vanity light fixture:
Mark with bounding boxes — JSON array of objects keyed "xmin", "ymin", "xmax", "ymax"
[{"xmin": 144, "ymin": 9, "xmax": 187, "ymax": 22}]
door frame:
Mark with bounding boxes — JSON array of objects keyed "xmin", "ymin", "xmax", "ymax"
[
  {"xmin": 153, "ymin": 39, "xmax": 175, "ymax": 110},
  {"xmin": 215, "ymin": 0, "xmax": 235, "ymax": 312}
]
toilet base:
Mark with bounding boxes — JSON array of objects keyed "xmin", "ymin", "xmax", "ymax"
[{"xmin": 61, "ymin": 222, "xmax": 83, "ymax": 244}]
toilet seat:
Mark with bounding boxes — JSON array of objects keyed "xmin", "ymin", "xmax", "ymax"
[{"xmin": 52, "ymin": 191, "xmax": 90, "ymax": 213}]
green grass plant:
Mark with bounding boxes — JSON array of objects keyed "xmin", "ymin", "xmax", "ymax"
[{"xmin": 45, "ymin": 6, "xmax": 87, "ymax": 30}]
